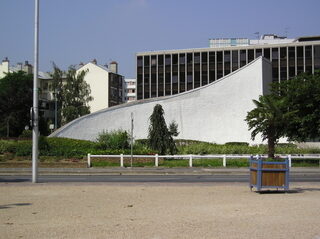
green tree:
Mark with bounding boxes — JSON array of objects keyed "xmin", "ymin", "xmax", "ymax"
[
  {"xmin": 245, "ymin": 95, "xmax": 292, "ymax": 158},
  {"xmin": 0, "ymin": 71, "xmax": 33, "ymax": 137},
  {"xmin": 61, "ymin": 66, "xmax": 93, "ymax": 124},
  {"xmin": 272, "ymin": 71, "xmax": 320, "ymax": 142},
  {"xmin": 148, "ymin": 104, "xmax": 177, "ymax": 155},
  {"xmin": 50, "ymin": 63, "xmax": 64, "ymax": 128},
  {"xmin": 168, "ymin": 120, "xmax": 179, "ymax": 137}
]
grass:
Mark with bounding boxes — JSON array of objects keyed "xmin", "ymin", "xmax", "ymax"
[{"xmin": 90, "ymin": 158, "xmax": 320, "ymax": 168}]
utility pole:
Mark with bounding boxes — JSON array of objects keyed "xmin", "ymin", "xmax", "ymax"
[
  {"xmin": 32, "ymin": 0, "xmax": 40, "ymax": 183},
  {"xmin": 130, "ymin": 112, "xmax": 134, "ymax": 167},
  {"xmin": 54, "ymin": 89, "xmax": 58, "ymax": 130}
]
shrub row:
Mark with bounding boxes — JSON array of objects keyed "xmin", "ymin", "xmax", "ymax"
[
  {"xmin": 1, "ymin": 138, "xmax": 320, "ymax": 159},
  {"xmin": 0, "ymin": 137, "xmax": 155, "ymax": 159},
  {"xmin": 177, "ymin": 141, "xmax": 320, "ymax": 155}
]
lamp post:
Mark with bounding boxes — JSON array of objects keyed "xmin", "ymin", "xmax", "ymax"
[
  {"xmin": 54, "ymin": 89, "xmax": 58, "ymax": 130},
  {"xmin": 32, "ymin": 0, "xmax": 40, "ymax": 183},
  {"xmin": 130, "ymin": 112, "xmax": 134, "ymax": 167}
]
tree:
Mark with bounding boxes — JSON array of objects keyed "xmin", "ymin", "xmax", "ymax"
[
  {"xmin": 50, "ymin": 62, "xmax": 64, "ymax": 128},
  {"xmin": 60, "ymin": 66, "xmax": 93, "ymax": 124},
  {"xmin": 0, "ymin": 71, "xmax": 33, "ymax": 137},
  {"xmin": 148, "ymin": 104, "xmax": 177, "ymax": 154},
  {"xmin": 245, "ymin": 95, "xmax": 292, "ymax": 158},
  {"xmin": 272, "ymin": 71, "xmax": 320, "ymax": 142},
  {"xmin": 168, "ymin": 120, "xmax": 179, "ymax": 137}
]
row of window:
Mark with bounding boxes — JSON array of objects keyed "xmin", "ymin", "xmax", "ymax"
[{"xmin": 137, "ymin": 44, "xmax": 320, "ymax": 99}]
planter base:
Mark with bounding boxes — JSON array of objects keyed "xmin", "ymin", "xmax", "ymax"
[{"xmin": 249, "ymin": 157, "xmax": 289, "ymax": 192}]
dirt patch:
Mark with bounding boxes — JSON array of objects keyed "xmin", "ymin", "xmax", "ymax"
[{"xmin": 0, "ymin": 182, "xmax": 320, "ymax": 238}]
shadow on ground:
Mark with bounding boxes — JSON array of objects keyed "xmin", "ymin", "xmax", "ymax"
[
  {"xmin": 0, "ymin": 203, "xmax": 32, "ymax": 209},
  {"xmin": 256, "ymin": 187, "xmax": 320, "ymax": 194},
  {"xmin": 0, "ymin": 178, "xmax": 30, "ymax": 183}
]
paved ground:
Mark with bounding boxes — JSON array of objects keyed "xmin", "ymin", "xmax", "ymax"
[
  {"xmin": 1, "ymin": 173, "xmax": 320, "ymax": 183},
  {"xmin": 1, "ymin": 167, "xmax": 319, "ymax": 175},
  {"xmin": 1, "ymin": 182, "xmax": 320, "ymax": 239}
]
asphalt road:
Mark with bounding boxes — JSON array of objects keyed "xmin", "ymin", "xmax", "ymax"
[{"xmin": 0, "ymin": 174, "xmax": 320, "ymax": 183}]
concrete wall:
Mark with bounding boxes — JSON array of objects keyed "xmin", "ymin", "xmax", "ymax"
[
  {"xmin": 76, "ymin": 63, "xmax": 109, "ymax": 113},
  {"xmin": 52, "ymin": 57, "xmax": 272, "ymax": 144}
]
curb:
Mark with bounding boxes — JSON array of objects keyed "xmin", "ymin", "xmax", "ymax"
[{"xmin": 0, "ymin": 167, "xmax": 319, "ymax": 176}]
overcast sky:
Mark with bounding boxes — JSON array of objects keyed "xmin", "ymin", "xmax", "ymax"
[{"xmin": 1, "ymin": 0, "xmax": 319, "ymax": 78}]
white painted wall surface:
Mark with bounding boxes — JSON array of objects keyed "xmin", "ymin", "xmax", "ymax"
[
  {"xmin": 76, "ymin": 63, "xmax": 109, "ymax": 113},
  {"xmin": 0, "ymin": 61, "xmax": 9, "ymax": 79},
  {"xmin": 52, "ymin": 57, "xmax": 272, "ymax": 144}
]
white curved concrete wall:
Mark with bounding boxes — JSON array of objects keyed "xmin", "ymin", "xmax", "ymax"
[{"xmin": 51, "ymin": 57, "xmax": 272, "ymax": 144}]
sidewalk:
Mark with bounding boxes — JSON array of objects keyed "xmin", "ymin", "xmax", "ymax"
[{"xmin": 0, "ymin": 167, "xmax": 319, "ymax": 175}]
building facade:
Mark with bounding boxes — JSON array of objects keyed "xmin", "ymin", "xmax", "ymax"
[
  {"xmin": 76, "ymin": 60, "xmax": 124, "ymax": 113},
  {"xmin": 124, "ymin": 78, "xmax": 136, "ymax": 103},
  {"xmin": 0, "ymin": 57, "xmax": 33, "ymax": 79},
  {"xmin": 136, "ymin": 35, "xmax": 320, "ymax": 100},
  {"xmin": 51, "ymin": 57, "xmax": 271, "ymax": 144}
]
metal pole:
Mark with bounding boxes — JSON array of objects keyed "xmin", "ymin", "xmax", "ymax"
[
  {"xmin": 32, "ymin": 0, "xmax": 40, "ymax": 183},
  {"xmin": 130, "ymin": 112, "xmax": 133, "ymax": 167},
  {"xmin": 54, "ymin": 90, "xmax": 57, "ymax": 129}
]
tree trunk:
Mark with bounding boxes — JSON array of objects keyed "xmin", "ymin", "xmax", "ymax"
[{"xmin": 268, "ymin": 137, "xmax": 275, "ymax": 159}]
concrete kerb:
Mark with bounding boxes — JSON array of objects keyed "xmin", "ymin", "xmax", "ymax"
[{"xmin": 0, "ymin": 167, "xmax": 319, "ymax": 176}]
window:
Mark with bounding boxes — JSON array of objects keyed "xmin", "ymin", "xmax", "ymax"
[
  {"xmin": 305, "ymin": 46, "xmax": 312, "ymax": 74},
  {"xmin": 315, "ymin": 45, "xmax": 320, "ymax": 70},
  {"xmin": 232, "ymin": 50, "xmax": 239, "ymax": 72},
  {"xmin": 217, "ymin": 51, "xmax": 223, "ymax": 79},
  {"xmin": 224, "ymin": 51, "xmax": 230, "ymax": 75},
  {"xmin": 180, "ymin": 53, "xmax": 186, "ymax": 92},
  {"xmin": 240, "ymin": 50, "xmax": 246, "ymax": 67},
  {"xmin": 209, "ymin": 52, "xmax": 215, "ymax": 82},
  {"xmin": 248, "ymin": 49, "xmax": 254, "ymax": 62},
  {"xmin": 201, "ymin": 52, "xmax": 208, "ymax": 85},
  {"xmin": 288, "ymin": 47, "xmax": 295, "ymax": 78},
  {"xmin": 194, "ymin": 53, "xmax": 200, "ymax": 88},
  {"xmin": 263, "ymin": 48, "xmax": 270, "ymax": 60}
]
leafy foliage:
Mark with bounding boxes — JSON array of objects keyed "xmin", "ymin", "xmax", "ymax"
[
  {"xmin": 245, "ymin": 95, "xmax": 294, "ymax": 158},
  {"xmin": 168, "ymin": 120, "xmax": 179, "ymax": 137},
  {"xmin": 61, "ymin": 67, "xmax": 93, "ymax": 124},
  {"xmin": 0, "ymin": 71, "xmax": 33, "ymax": 137},
  {"xmin": 148, "ymin": 104, "xmax": 177, "ymax": 155},
  {"xmin": 96, "ymin": 130, "xmax": 129, "ymax": 150},
  {"xmin": 51, "ymin": 65, "xmax": 93, "ymax": 126},
  {"xmin": 272, "ymin": 71, "xmax": 320, "ymax": 142}
]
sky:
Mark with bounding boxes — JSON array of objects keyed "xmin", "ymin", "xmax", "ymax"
[{"xmin": 1, "ymin": 0, "xmax": 320, "ymax": 78}]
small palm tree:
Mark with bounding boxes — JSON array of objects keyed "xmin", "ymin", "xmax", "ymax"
[{"xmin": 246, "ymin": 95, "xmax": 290, "ymax": 158}]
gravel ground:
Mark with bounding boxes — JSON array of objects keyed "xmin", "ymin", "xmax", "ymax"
[{"xmin": 0, "ymin": 182, "xmax": 320, "ymax": 239}]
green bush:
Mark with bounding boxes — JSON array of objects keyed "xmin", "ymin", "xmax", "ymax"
[
  {"xmin": 96, "ymin": 130, "xmax": 129, "ymax": 150},
  {"xmin": 225, "ymin": 142, "xmax": 249, "ymax": 146},
  {"xmin": 46, "ymin": 137, "xmax": 97, "ymax": 158},
  {"xmin": 15, "ymin": 140, "xmax": 32, "ymax": 156},
  {"xmin": 0, "ymin": 140, "xmax": 16, "ymax": 154},
  {"xmin": 19, "ymin": 130, "xmax": 32, "ymax": 139}
]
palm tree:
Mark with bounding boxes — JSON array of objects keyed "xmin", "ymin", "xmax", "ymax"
[{"xmin": 246, "ymin": 95, "xmax": 290, "ymax": 159}]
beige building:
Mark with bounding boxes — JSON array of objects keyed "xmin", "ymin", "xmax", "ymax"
[
  {"xmin": 76, "ymin": 60, "xmax": 124, "ymax": 113},
  {"xmin": 0, "ymin": 57, "xmax": 33, "ymax": 78}
]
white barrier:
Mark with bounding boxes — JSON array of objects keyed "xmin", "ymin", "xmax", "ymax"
[{"xmin": 87, "ymin": 154, "xmax": 320, "ymax": 168}]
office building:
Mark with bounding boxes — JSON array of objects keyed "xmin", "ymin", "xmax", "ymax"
[{"xmin": 136, "ymin": 34, "xmax": 320, "ymax": 100}]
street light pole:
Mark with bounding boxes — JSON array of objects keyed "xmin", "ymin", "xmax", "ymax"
[
  {"xmin": 130, "ymin": 112, "xmax": 134, "ymax": 167},
  {"xmin": 54, "ymin": 89, "xmax": 57, "ymax": 130},
  {"xmin": 32, "ymin": 0, "xmax": 40, "ymax": 183}
]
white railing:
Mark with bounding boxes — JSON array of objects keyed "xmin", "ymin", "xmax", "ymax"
[{"xmin": 87, "ymin": 153, "xmax": 320, "ymax": 168}]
